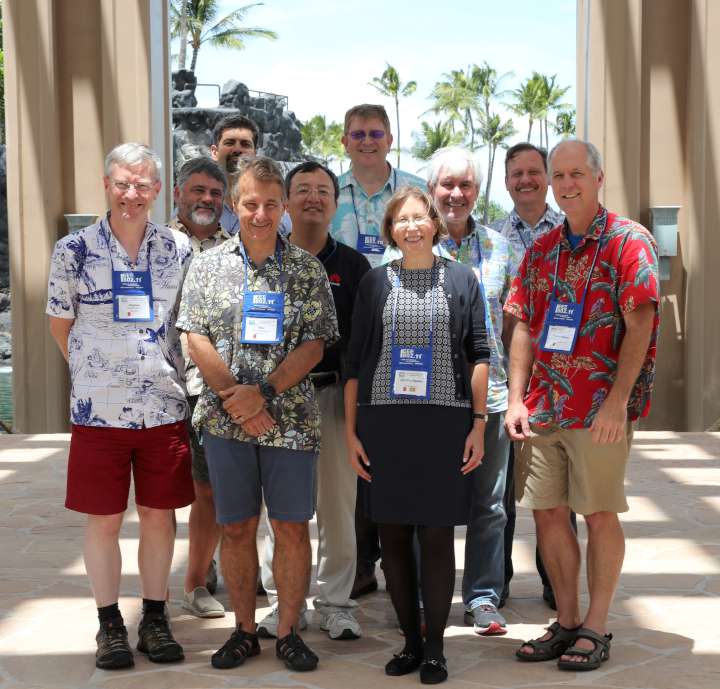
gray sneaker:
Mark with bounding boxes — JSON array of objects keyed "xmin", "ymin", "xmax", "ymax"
[
  {"xmin": 464, "ymin": 603, "xmax": 507, "ymax": 636},
  {"xmin": 257, "ymin": 607, "xmax": 308, "ymax": 639},
  {"xmin": 316, "ymin": 610, "xmax": 362, "ymax": 640},
  {"xmin": 182, "ymin": 586, "xmax": 225, "ymax": 618}
]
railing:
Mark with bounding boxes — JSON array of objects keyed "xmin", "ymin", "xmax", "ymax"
[{"xmin": 193, "ymin": 83, "xmax": 289, "ymax": 111}]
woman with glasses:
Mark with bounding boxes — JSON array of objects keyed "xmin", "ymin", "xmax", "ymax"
[{"xmin": 344, "ymin": 186, "xmax": 490, "ymax": 684}]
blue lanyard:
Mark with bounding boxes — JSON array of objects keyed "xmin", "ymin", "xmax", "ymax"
[
  {"xmin": 101, "ymin": 216, "xmax": 152, "ymax": 271},
  {"xmin": 549, "ymin": 232, "xmax": 602, "ymax": 305},
  {"xmin": 239, "ymin": 239, "xmax": 284, "ymax": 293},
  {"xmin": 349, "ymin": 167, "xmax": 397, "ymax": 235},
  {"xmin": 390, "ymin": 259, "xmax": 437, "ymax": 350}
]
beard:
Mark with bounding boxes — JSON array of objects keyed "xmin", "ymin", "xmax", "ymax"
[{"xmin": 190, "ymin": 207, "xmax": 218, "ymax": 226}]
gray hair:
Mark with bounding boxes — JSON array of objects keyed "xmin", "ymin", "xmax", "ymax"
[
  {"xmin": 104, "ymin": 143, "xmax": 162, "ymax": 180},
  {"xmin": 427, "ymin": 146, "xmax": 483, "ymax": 189},
  {"xmin": 176, "ymin": 156, "xmax": 227, "ymax": 192},
  {"xmin": 548, "ymin": 139, "xmax": 603, "ymax": 177}
]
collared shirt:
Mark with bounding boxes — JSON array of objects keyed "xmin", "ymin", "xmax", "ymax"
[
  {"xmin": 503, "ymin": 206, "xmax": 660, "ymax": 428},
  {"xmin": 168, "ymin": 217, "xmax": 231, "ymax": 396},
  {"xmin": 330, "ymin": 164, "xmax": 426, "ymax": 268},
  {"xmin": 176, "ymin": 234, "xmax": 339, "ymax": 452},
  {"xmin": 46, "ymin": 216, "xmax": 192, "ymax": 428},
  {"xmin": 491, "ymin": 205, "xmax": 564, "ymax": 274},
  {"xmin": 221, "ymin": 202, "xmax": 293, "ymax": 237}
]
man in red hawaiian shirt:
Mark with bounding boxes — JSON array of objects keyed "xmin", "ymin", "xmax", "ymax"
[{"xmin": 504, "ymin": 140, "xmax": 659, "ymax": 672}]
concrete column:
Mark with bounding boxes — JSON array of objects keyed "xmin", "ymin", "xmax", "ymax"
[{"xmin": 3, "ymin": 0, "xmax": 171, "ymax": 432}]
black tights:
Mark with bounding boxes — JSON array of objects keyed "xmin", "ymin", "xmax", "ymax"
[{"xmin": 378, "ymin": 523, "xmax": 455, "ymax": 660}]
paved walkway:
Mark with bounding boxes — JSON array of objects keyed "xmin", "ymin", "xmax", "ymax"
[{"xmin": 0, "ymin": 431, "xmax": 718, "ymax": 689}]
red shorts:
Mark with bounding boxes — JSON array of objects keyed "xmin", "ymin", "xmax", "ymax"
[{"xmin": 66, "ymin": 422, "xmax": 194, "ymax": 515}]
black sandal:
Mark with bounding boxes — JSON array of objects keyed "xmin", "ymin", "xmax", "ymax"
[
  {"xmin": 515, "ymin": 621, "xmax": 581, "ymax": 662},
  {"xmin": 276, "ymin": 627, "xmax": 318, "ymax": 672},
  {"xmin": 211, "ymin": 626, "xmax": 261, "ymax": 669},
  {"xmin": 557, "ymin": 627, "xmax": 612, "ymax": 671}
]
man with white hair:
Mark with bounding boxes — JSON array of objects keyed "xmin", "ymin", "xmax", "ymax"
[{"xmin": 46, "ymin": 143, "xmax": 193, "ymax": 669}]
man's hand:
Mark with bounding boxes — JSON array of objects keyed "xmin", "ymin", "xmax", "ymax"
[
  {"xmin": 590, "ymin": 396, "xmax": 627, "ymax": 444},
  {"xmin": 461, "ymin": 424, "xmax": 485, "ymax": 474},
  {"xmin": 505, "ymin": 401, "xmax": 533, "ymax": 440},
  {"xmin": 239, "ymin": 408, "xmax": 277, "ymax": 437},
  {"xmin": 347, "ymin": 433, "xmax": 371, "ymax": 482},
  {"xmin": 219, "ymin": 384, "xmax": 265, "ymax": 421}
]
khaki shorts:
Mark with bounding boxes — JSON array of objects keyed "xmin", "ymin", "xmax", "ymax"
[{"xmin": 515, "ymin": 423, "xmax": 634, "ymax": 515}]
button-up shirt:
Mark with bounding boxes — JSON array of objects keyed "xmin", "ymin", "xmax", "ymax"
[
  {"xmin": 330, "ymin": 165, "xmax": 425, "ymax": 268},
  {"xmin": 503, "ymin": 206, "xmax": 660, "ymax": 428},
  {"xmin": 46, "ymin": 217, "xmax": 192, "ymax": 428},
  {"xmin": 176, "ymin": 235, "xmax": 339, "ymax": 452}
]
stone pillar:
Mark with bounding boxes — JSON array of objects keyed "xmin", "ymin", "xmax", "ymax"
[{"xmin": 3, "ymin": 0, "xmax": 171, "ymax": 432}]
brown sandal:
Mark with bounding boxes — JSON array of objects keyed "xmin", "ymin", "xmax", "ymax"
[{"xmin": 516, "ymin": 621, "xmax": 581, "ymax": 662}]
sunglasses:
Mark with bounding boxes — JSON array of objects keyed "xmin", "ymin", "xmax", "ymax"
[{"xmin": 348, "ymin": 129, "xmax": 386, "ymax": 141}]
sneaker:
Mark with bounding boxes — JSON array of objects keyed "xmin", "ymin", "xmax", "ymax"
[
  {"xmin": 206, "ymin": 558, "xmax": 219, "ymax": 595},
  {"xmin": 276, "ymin": 627, "xmax": 318, "ymax": 671},
  {"xmin": 211, "ymin": 625, "xmax": 260, "ymax": 669},
  {"xmin": 463, "ymin": 603, "xmax": 507, "ymax": 636},
  {"xmin": 137, "ymin": 612, "xmax": 184, "ymax": 663},
  {"xmin": 95, "ymin": 618, "xmax": 134, "ymax": 670},
  {"xmin": 182, "ymin": 586, "xmax": 225, "ymax": 618},
  {"xmin": 316, "ymin": 610, "xmax": 362, "ymax": 640},
  {"xmin": 257, "ymin": 607, "xmax": 308, "ymax": 639}
]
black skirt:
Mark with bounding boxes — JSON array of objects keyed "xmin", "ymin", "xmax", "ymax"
[{"xmin": 356, "ymin": 404, "xmax": 472, "ymax": 527}]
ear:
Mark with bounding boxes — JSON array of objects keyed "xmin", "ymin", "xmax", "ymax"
[
  {"xmin": 341, "ymin": 133, "xmax": 349, "ymax": 152},
  {"xmin": 173, "ymin": 185, "xmax": 180, "ymax": 204},
  {"xmin": 597, "ymin": 169, "xmax": 605, "ymax": 189},
  {"xmin": 387, "ymin": 132, "xmax": 394, "ymax": 150},
  {"xmin": 210, "ymin": 144, "xmax": 219, "ymax": 160}
]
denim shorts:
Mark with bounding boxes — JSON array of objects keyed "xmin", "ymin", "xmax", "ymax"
[{"xmin": 202, "ymin": 431, "xmax": 317, "ymax": 524}]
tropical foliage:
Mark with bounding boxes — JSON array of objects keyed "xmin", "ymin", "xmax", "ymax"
[
  {"xmin": 554, "ymin": 109, "xmax": 576, "ymax": 138},
  {"xmin": 301, "ymin": 115, "xmax": 346, "ymax": 169},
  {"xmin": 410, "ymin": 121, "xmax": 463, "ymax": 161},
  {"xmin": 507, "ymin": 72, "xmax": 570, "ymax": 147}
]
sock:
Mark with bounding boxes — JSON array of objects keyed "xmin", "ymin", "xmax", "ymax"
[
  {"xmin": 98, "ymin": 603, "xmax": 121, "ymax": 625},
  {"xmin": 142, "ymin": 598, "xmax": 166, "ymax": 617}
]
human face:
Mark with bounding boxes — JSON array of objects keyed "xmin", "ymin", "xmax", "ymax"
[
  {"xmin": 431, "ymin": 165, "xmax": 479, "ymax": 229},
  {"xmin": 550, "ymin": 142, "xmax": 604, "ymax": 218},
  {"xmin": 505, "ymin": 150, "xmax": 549, "ymax": 211},
  {"xmin": 342, "ymin": 116, "xmax": 393, "ymax": 170},
  {"xmin": 174, "ymin": 172, "xmax": 225, "ymax": 230},
  {"xmin": 235, "ymin": 174, "xmax": 286, "ymax": 250},
  {"xmin": 287, "ymin": 169, "xmax": 337, "ymax": 232},
  {"xmin": 211, "ymin": 127, "xmax": 256, "ymax": 172},
  {"xmin": 390, "ymin": 196, "xmax": 437, "ymax": 260},
  {"xmin": 104, "ymin": 163, "xmax": 160, "ymax": 223}
]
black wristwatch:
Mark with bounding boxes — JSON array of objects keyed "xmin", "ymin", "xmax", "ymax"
[
  {"xmin": 258, "ymin": 380, "xmax": 277, "ymax": 403},
  {"xmin": 473, "ymin": 412, "xmax": 488, "ymax": 422}
]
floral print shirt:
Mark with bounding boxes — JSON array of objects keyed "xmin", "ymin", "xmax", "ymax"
[
  {"xmin": 176, "ymin": 234, "xmax": 339, "ymax": 452},
  {"xmin": 45, "ymin": 216, "xmax": 192, "ymax": 428},
  {"xmin": 504, "ymin": 207, "xmax": 660, "ymax": 428}
]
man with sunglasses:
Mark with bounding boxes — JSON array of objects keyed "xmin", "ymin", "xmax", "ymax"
[{"xmin": 330, "ymin": 103, "xmax": 424, "ymax": 600}]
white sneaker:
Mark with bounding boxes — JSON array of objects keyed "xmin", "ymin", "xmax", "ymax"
[
  {"xmin": 257, "ymin": 607, "xmax": 308, "ymax": 639},
  {"xmin": 182, "ymin": 586, "xmax": 225, "ymax": 618},
  {"xmin": 317, "ymin": 610, "xmax": 362, "ymax": 640}
]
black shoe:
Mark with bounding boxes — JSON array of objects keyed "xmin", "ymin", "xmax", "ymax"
[
  {"xmin": 276, "ymin": 627, "xmax": 318, "ymax": 671},
  {"xmin": 385, "ymin": 649, "xmax": 422, "ymax": 676},
  {"xmin": 137, "ymin": 612, "xmax": 184, "ymax": 663},
  {"xmin": 350, "ymin": 570, "xmax": 378, "ymax": 599},
  {"xmin": 211, "ymin": 626, "xmax": 261, "ymax": 669},
  {"xmin": 542, "ymin": 585, "xmax": 557, "ymax": 611},
  {"xmin": 420, "ymin": 658, "xmax": 448, "ymax": 684},
  {"xmin": 95, "ymin": 618, "xmax": 134, "ymax": 670}
]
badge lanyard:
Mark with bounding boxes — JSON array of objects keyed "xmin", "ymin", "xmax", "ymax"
[
  {"xmin": 102, "ymin": 219, "xmax": 154, "ymax": 323},
  {"xmin": 539, "ymin": 234, "xmax": 602, "ymax": 354},
  {"xmin": 350, "ymin": 168, "xmax": 397, "ymax": 257},
  {"xmin": 389, "ymin": 260, "xmax": 436, "ymax": 400},
  {"xmin": 239, "ymin": 240, "xmax": 285, "ymax": 345}
]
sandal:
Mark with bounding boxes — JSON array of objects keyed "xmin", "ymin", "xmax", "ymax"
[
  {"xmin": 515, "ymin": 621, "xmax": 581, "ymax": 662},
  {"xmin": 211, "ymin": 625, "xmax": 261, "ymax": 669},
  {"xmin": 276, "ymin": 627, "xmax": 318, "ymax": 671},
  {"xmin": 557, "ymin": 627, "xmax": 612, "ymax": 671}
]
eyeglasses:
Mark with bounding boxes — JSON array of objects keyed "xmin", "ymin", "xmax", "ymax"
[
  {"xmin": 348, "ymin": 129, "xmax": 386, "ymax": 141},
  {"xmin": 110, "ymin": 179, "xmax": 155, "ymax": 194},
  {"xmin": 394, "ymin": 215, "xmax": 431, "ymax": 230}
]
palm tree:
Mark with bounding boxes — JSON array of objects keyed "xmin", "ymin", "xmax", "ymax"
[
  {"xmin": 535, "ymin": 73, "xmax": 571, "ymax": 147},
  {"xmin": 508, "ymin": 75, "xmax": 545, "ymax": 145},
  {"xmin": 427, "ymin": 70, "xmax": 474, "ymax": 143},
  {"xmin": 466, "ymin": 62, "xmax": 512, "ymax": 146},
  {"xmin": 369, "ymin": 63, "xmax": 417, "ymax": 168},
  {"xmin": 410, "ymin": 121, "xmax": 463, "ymax": 161},
  {"xmin": 170, "ymin": 1, "xmax": 277, "ymax": 72},
  {"xmin": 301, "ymin": 115, "xmax": 346, "ymax": 169},
  {"xmin": 477, "ymin": 112, "xmax": 517, "ymax": 224},
  {"xmin": 553, "ymin": 109, "xmax": 576, "ymax": 138}
]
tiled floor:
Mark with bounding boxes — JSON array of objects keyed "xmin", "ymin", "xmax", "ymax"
[{"xmin": 0, "ymin": 431, "xmax": 718, "ymax": 688}]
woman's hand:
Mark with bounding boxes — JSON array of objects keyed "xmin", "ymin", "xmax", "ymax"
[
  {"xmin": 461, "ymin": 423, "xmax": 485, "ymax": 474},
  {"xmin": 347, "ymin": 433, "xmax": 371, "ymax": 482}
]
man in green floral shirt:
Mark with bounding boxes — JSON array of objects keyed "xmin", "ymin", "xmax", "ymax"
[{"xmin": 176, "ymin": 157, "xmax": 339, "ymax": 672}]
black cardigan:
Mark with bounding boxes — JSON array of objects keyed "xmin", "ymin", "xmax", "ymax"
[{"xmin": 346, "ymin": 258, "xmax": 490, "ymax": 404}]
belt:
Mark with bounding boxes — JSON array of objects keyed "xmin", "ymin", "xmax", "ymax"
[{"xmin": 309, "ymin": 371, "xmax": 340, "ymax": 389}]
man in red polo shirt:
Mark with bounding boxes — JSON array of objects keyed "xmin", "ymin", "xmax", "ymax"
[{"xmin": 504, "ymin": 140, "xmax": 659, "ymax": 672}]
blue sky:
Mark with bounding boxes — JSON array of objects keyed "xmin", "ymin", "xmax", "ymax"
[{"xmin": 183, "ymin": 0, "xmax": 577, "ymax": 209}]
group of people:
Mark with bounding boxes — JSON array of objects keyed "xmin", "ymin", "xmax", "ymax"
[{"xmin": 45, "ymin": 102, "xmax": 660, "ymax": 684}]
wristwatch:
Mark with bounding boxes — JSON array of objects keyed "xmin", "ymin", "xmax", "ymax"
[
  {"xmin": 473, "ymin": 412, "xmax": 488, "ymax": 422},
  {"xmin": 258, "ymin": 380, "xmax": 277, "ymax": 403}
]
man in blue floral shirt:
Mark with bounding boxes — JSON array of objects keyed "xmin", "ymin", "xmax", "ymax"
[{"xmin": 46, "ymin": 143, "xmax": 193, "ymax": 670}]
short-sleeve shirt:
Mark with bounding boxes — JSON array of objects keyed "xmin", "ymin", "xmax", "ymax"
[
  {"xmin": 45, "ymin": 217, "xmax": 192, "ymax": 428},
  {"xmin": 503, "ymin": 207, "xmax": 660, "ymax": 428},
  {"xmin": 330, "ymin": 165, "xmax": 426, "ymax": 268},
  {"xmin": 176, "ymin": 234, "xmax": 340, "ymax": 452}
]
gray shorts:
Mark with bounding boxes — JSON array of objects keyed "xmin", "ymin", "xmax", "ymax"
[{"xmin": 202, "ymin": 431, "xmax": 317, "ymax": 524}]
